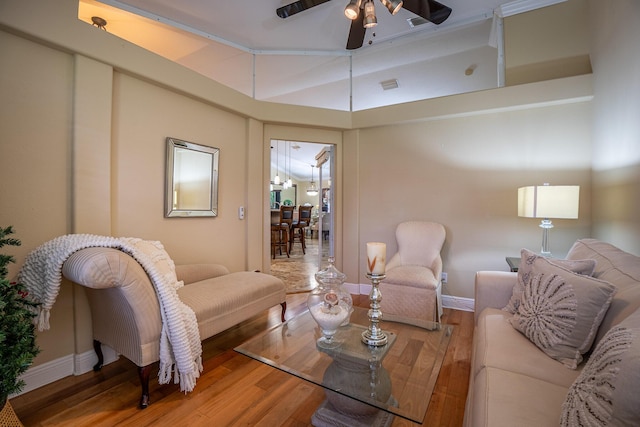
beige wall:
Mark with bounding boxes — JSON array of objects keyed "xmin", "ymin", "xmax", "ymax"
[
  {"xmin": 588, "ymin": 0, "xmax": 640, "ymax": 254},
  {"xmin": 0, "ymin": 30, "xmax": 76, "ymax": 363},
  {"xmin": 1, "ymin": 0, "xmax": 638, "ymax": 382},
  {"xmin": 110, "ymin": 73, "xmax": 250, "ymax": 268},
  {"xmin": 343, "ymin": 101, "xmax": 593, "ymax": 297},
  {"xmin": 505, "ymin": 0, "xmax": 592, "ymax": 85}
]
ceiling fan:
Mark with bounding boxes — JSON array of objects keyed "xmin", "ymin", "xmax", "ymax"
[{"xmin": 276, "ymin": 0, "xmax": 452, "ymax": 50}]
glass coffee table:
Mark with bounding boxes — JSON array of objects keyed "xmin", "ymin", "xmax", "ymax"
[{"xmin": 235, "ymin": 306, "xmax": 453, "ymax": 426}]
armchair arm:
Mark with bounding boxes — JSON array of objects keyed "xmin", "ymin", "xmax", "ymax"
[
  {"xmin": 175, "ymin": 264, "xmax": 230, "ymax": 285},
  {"xmin": 386, "ymin": 253, "xmax": 401, "ymax": 271},
  {"xmin": 431, "ymin": 256, "xmax": 443, "ymax": 280},
  {"xmin": 474, "ymin": 271, "xmax": 517, "ymax": 323}
]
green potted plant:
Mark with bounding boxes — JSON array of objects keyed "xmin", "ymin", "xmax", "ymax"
[{"xmin": 0, "ymin": 226, "xmax": 39, "ymax": 424}]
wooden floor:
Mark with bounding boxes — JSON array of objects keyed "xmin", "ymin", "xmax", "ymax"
[{"xmin": 11, "ymin": 294, "xmax": 474, "ymax": 427}]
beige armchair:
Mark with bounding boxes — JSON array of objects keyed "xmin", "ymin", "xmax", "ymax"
[{"xmin": 380, "ymin": 221, "xmax": 446, "ymax": 324}]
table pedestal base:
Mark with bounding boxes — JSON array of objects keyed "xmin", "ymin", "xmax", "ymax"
[{"xmin": 311, "ymin": 396, "xmax": 396, "ymax": 427}]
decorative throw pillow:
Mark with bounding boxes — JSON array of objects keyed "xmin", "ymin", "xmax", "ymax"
[
  {"xmin": 509, "ymin": 251, "xmax": 617, "ymax": 369},
  {"xmin": 560, "ymin": 308, "xmax": 640, "ymax": 426},
  {"xmin": 503, "ymin": 249, "xmax": 597, "ymax": 314}
]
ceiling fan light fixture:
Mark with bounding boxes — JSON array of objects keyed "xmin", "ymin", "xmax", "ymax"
[
  {"xmin": 363, "ymin": 0, "xmax": 377, "ymax": 28},
  {"xmin": 344, "ymin": 0, "xmax": 362, "ymax": 20},
  {"xmin": 380, "ymin": 0, "xmax": 403, "ymax": 15}
]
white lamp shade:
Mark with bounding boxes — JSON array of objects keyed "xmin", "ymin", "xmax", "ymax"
[{"xmin": 518, "ymin": 185, "xmax": 580, "ymax": 219}]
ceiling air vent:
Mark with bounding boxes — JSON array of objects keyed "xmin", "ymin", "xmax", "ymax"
[
  {"xmin": 380, "ymin": 79, "xmax": 399, "ymax": 90},
  {"xmin": 407, "ymin": 17, "xmax": 429, "ymax": 28}
]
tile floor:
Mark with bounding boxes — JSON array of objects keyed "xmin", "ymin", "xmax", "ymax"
[{"xmin": 270, "ymin": 235, "xmax": 330, "ymax": 293}]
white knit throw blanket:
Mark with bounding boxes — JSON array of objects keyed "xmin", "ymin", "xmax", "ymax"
[{"xmin": 18, "ymin": 234, "xmax": 203, "ymax": 393}]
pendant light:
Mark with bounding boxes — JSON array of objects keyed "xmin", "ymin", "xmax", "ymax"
[
  {"xmin": 307, "ymin": 165, "xmax": 319, "ymax": 196},
  {"xmin": 286, "ymin": 141, "xmax": 293, "ymax": 188},
  {"xmin": 273, "ymin": 140, "xmax": 281, "ymax": 185}
]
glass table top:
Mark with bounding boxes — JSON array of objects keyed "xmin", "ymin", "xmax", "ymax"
[{"xmin": 235, "ymin": 306, "xmax": 453, "ymax": 424}]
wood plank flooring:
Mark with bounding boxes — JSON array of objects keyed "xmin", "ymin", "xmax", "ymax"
[{"xmin": 11, "ymin": 294, "xmax": 473, "ymax": 427}]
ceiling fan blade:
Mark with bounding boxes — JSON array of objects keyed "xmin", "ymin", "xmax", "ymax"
[
  {"xmin": 402, "ymin": 0, "xmax": 452, "ymax": 25},
  {"xmin": 277, "ymin": 0, "xmax": 332, "ymax": 18},
  {"xmin": 346, "ymin": 12, "xmax": 366, "ymax": 50}
]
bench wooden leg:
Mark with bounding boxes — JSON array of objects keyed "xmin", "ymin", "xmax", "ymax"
[
  {"xmin": 92, "ymin": 339, "xmax": 104, "ymax": 372},
  {"xmin": 280, "ymin": 302, "xmax": 287, "ymax": 322},
  {"xmin": 138, "ymin": 365, "xmax": 152, "ymax": 409}
]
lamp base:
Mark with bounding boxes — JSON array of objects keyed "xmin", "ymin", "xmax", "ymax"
[{"xmin": 539, "ymin": 219, "xmax": 553, "ymax": 257}]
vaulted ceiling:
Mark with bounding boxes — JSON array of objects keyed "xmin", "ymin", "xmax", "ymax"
[{"xmin": 78, "ymin": 0, "xmax": 565, "ymax": 112}]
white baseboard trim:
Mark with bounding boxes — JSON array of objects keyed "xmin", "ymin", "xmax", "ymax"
[
  {"xmin": 74, "ymin": 345, "xmax": 119, "ymax": 375},
  {"xmin": 12, "ymin": 354, "xmax": 74, "ymax": 397},
  {"xmin": 13, "ymin": 345, "xmax": 119, "ymax": 397},
  {"xmin": 349, "ymin": 282, "xmax": 475, "ymax": 312},
  {"xmin": 442, "ymin": 295, "xmax": 475, "ymax": 312},
  {"xmin": 344, "ymin": 282, "xmax": 362, "ymax": 295}
]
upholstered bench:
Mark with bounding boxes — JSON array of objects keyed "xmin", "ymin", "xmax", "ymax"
[{"xmin": 62, "ymin": 247, "xmax": 286, "ymax": 408}]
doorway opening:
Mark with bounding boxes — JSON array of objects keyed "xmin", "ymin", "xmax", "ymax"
[{"xmin": 269, "ymin": 140, "xmax": 334, "ymax": 293}]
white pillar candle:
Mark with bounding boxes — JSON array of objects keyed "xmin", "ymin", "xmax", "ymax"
[{"xmin": 367, "ymin": 242, "xmax": 386, "ymax": 274}]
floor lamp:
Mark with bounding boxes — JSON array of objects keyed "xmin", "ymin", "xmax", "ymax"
[{"xmin": 518, "ymin": 184, "xmax": 580, "ymax": 256}]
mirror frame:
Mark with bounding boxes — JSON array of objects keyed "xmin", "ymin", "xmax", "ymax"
[
  {"xmin": 165, "ymin": 137, "xmax": 219, "ymax": 218},
  {"xmin": 270, "ymin": 183, "xmax": 297, "ymax": 209}
]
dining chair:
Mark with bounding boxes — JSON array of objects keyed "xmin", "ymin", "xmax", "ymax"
[
  {"xmin": 271, "ymin": 224, "xmax": 289, "ymax": 258},
  {"xmin": 273, "ymin": 206, "xmax": 294, "ymax": 257},
  {"xmin": 290, "ymin": 205, "xmax": 312, "ymax": 254}
]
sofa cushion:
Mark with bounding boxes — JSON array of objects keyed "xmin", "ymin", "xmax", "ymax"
[
  {"xmin": 560, "ymin": 308, "xmax": 640, "ymax": 427},
  {"xmin": 509, "ymin": 250, "xmax": 617, "ymax": 369},
  {"xmin": 567, "ymin": 239, "xmax": 640, "ymax": 346},
  {"xmin": 473, "ymin": 308, "xmax": 582, "ymax": 388},
  {"xmin": 468, "ymin": 366, "xmax": 569, "ymax": 427},
  {"xmin": 503, "ymin": 249, "xmax": 596, "ymax": 314}
]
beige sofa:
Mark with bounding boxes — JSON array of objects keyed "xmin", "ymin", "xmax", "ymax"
[
  {"xmin": 464, "ymin": 239, "xmax": 640, "ymax": 427},
  {"xmin": 62, "ymin": 247, "xmax": 286, "ymax": 408}
]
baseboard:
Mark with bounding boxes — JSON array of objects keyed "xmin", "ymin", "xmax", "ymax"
[
  {"xmin": 442, "ymin": 295, "xmax": 475, "ymax": 312},
  {"xmin": 13, "ymin": 345, "xmax": 119, "ymax": 397},
  {"xmin": 344, "ymin": 282, "xmax": 362, "ymax": 295},
  {"xmin": 12, "ymin": 354, "xmax": 74, "ymax": 398},
  {"xmin": 74, "ymin": 345, "xmax": 119, "ymax": 375},
  {"xmin": 349, "ymin": 282, "xmax": 475, "ymax": 312}
]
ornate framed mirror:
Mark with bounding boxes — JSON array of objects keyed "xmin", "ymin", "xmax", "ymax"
[{"xmin": 165, "ymin": 137, "xmax": 219, "ymax": 217}]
